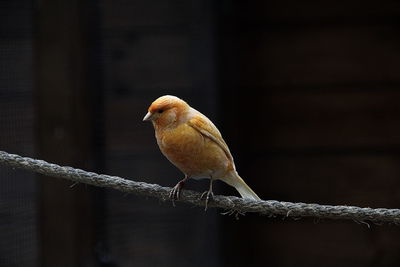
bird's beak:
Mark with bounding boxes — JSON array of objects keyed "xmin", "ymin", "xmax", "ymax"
[{"xmin": 143, "ymin": 112, "xmax": 153, "ymax": 122}]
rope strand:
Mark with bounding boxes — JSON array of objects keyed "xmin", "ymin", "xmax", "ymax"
[{"xmin": 0, "ymin": 150, "xmax": 399, "ymax": 224}]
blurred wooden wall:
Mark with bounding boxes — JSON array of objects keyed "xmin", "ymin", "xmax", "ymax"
[
  {"xmin": 31, "ymin": 0, "xmax": 400, "ymax": 266},
  {"xmin": 219, "ymin": 1, "xmax": 400, "ymax": 266}
]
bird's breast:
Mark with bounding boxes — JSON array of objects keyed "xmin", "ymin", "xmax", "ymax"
[
  {"xmin": 155, "ymin": 124, "xmax": 230, "ymax": 178},
  {"xmin": 157, "ymin": 124, "xmax": 203, "ymax": 160}
]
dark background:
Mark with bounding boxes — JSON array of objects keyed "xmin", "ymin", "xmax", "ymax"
[{"xmin": 1, "ymin": 0, "xmax": 400, "ymax": 266}]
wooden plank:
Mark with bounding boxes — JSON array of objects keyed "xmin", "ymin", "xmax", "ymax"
[
  {"xmin": 102, "ymin": 0, "xmax": 191, "ymax": 30},
  {"xmin": 223, "ymin": 0, "xmax": 400, "ymax": 23},
  {"xmin": 219, "ymin": 2, "xmax": 400, "ymax": 267},
  {"xmin": 230, "ymin": 90, "xmax": 400, "ymax": 150},
  {"xmin": 35, "ymin": 0, "xmax": 95, "ymax": 266},
  {"xmin": 103, "ymin": 34, "xmax": 192, "ymax": 93},
  {"xmin": 222, "ymin": 26, "xmax": 400, "ymax": 87},
  {"xmin": 101, "ymin": 1, "xmax": 221, "ymax": 266}
]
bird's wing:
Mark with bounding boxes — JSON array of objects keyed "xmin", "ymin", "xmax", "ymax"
[{"xmin": 188, "ymin": 112, "xmax": 234, "ymax": 163}]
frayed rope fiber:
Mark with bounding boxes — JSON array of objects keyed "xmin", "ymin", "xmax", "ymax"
[{"xmin": 0, "ymin": 150, "xmax": 399, "ymax": 224}]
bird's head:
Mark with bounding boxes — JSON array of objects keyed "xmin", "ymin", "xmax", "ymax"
[{"xmin": 143, "ymin": 95, "xmax": 190, "ymax": 128}]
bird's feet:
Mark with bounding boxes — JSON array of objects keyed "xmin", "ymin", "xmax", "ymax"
[
  {"xmin": 200, "ymin": 189, "xmax": 214, "ymax": 211},
  {"xmin": 169, "ymin": 176, "xmax": 188, "ymax": 206}
]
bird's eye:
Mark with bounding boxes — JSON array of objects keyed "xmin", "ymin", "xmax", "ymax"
[{"xmin": 158, "ymin": 109, "xmax": 164, "ymax": 113}]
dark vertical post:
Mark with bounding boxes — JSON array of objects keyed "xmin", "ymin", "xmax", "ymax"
[{"xmin": 35, "ymin": 0, "xmax": 95, "ymax": 266}]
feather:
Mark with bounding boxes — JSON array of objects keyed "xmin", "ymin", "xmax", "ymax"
[{"xmin": 187, "ymin": 109, "xmax": 234, "ymax": 165}]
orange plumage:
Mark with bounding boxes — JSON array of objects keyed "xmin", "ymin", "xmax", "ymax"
[{"xmin": 143, "ymin": 95, "xmax": 260, "ymax": 205}]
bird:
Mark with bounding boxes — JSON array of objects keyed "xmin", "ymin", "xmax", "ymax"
[{"xmin": 143, "ymin": 95, "xmax": 261, "ymax": 208}]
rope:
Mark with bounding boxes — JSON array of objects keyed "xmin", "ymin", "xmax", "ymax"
[{"xmin": 0, "ymin": 150, "xmax": 399, "ymax": 225}]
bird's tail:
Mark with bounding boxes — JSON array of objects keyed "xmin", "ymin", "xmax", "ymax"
[{"xmin": 224, "ymin": 172, "xmax": 261, "ymax": 201}]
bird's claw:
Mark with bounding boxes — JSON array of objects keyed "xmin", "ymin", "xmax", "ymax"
[
  {"xmin": 200, "ymin": 190, "xmax": 214, "ymax": 211},
  {"xmin": 169, "ymin": 180, "xmax": 185, "ymax": 206},
  {"xmin": 169, "ymin": 184, "xmax": 181, "ymax": 200}
]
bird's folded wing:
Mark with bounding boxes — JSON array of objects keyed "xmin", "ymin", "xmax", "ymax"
[{"xmin": 188, "ymin": 114, "xmax": 233, "ymax": 162}]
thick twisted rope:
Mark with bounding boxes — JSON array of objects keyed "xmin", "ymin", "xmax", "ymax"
[{"xmin": 0, "ymin": 150, "xmax": 399, "ymax": 225}]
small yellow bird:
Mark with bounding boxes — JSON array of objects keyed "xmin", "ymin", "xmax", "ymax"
[{"xmin": 143, "ymin": 95, "xmax": 260, "ymax": 206}]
